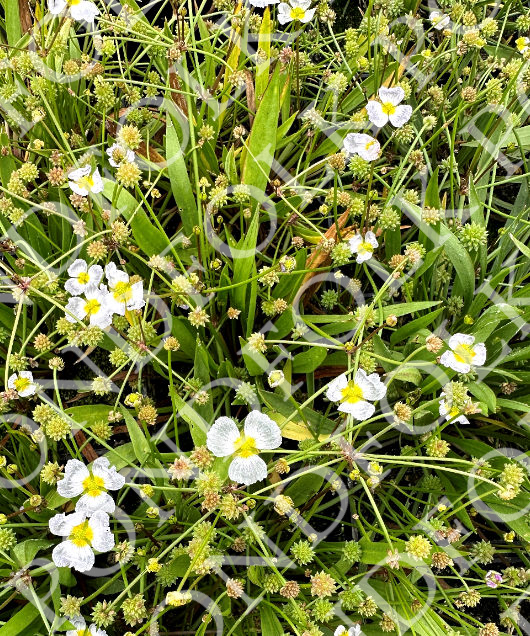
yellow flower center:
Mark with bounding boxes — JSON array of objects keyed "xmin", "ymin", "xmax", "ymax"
[
  {"xmin": 365, "ymin": 140, "xmax": 377, "ymax": 151},
  {"xmin": 453, "ymin": 343, "xmax": 476, "ymax": 365},
  {"xmin": 290, "ymin": 6, "xmax": 306, "ymax": 19},
  {"xmin": 233, "ymin": 434, "xmax": 258, "ymax": 458},
  {"xmin": 516, "ymin": 37, "xmax": 528, "ymax": 51},
  {"xmin": 341, "ymin": 382, "xmax": 364, "ymax": 404},
  {"xmin": 381, "ymin": 101, "xmax": 397, "ymax": 115},
  {"xmin": 449, "ymin": 406, "xmax": 460, "ymax": 418},
  {"xmin": 77, "ymin": 630, "xmax": 90, "ymax": 636},
  {"xmin": 14, "ymin": 377, "xmax": 31, "ymax": 393},
  {"xmin": 84, "ymin": 298, "xmax": 101, "ymax": 316},
  {"xmin": 69, "ymin": 521, "xmax": 94, "ymax": 547},
  {"xmin": 76, "ymin": 175, "xmax": 95, "ymax": 191},
  {"xmin": 359, "ymin": 241, "xmax": 374, "ymax": 253},
  {"xmin": 113, "ymin": 281, "xmax": 133, "ymax": 303},
  {"xmin": 82, "ymin": 473, "xmax": 105, "ymax": 497},
  {"xmin": 67, "ymin": 0, "xmax": 82, "ymax": 5},
  {"xmin": 77, "ymin": 271, "xmax": 90, "ymax": 284}
]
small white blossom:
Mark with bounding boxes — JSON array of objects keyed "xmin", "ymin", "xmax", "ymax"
[
  {"xmin": 439, "ymin": 333, "xmax": 487, "ymax": 374},
  {"xmin": 65, "ymin": 259, "xmax": 103, "ymax": 296},
  {"xmin": 249, "ymin": 0, "xmax": 279, "ymax": 5},
  {"xmin": 105, "ymin": 262, "xmax": 145, "ymax": 315},
  {"xmin": 278, "ymin": 0, "xmax": 316, "ymax": 25},
  {"xmin": 57, "ymin": 458, "xmax": 125, "ymax": 517},
  {"xmin": 67, "ymin": 618, "xmax": 108, "ymax": 636},
  {"xmin": 430, "ymin": 11, "xmax": 450, "ymax": 30},
  {"xmin": 348, "ymin": 231, "xmax": 378, "ymax": 263},
  {"xmin": 7, "ymin": 371, "xmax": 36, "ymax": 397},
  {"xmin": 106, "ymin": 143, "xmax": 135, "ymax": 168},
  {"xmin": 268, "ymin": 370, "xmax": 285, "ymax": 388},
  {"xmin": 326, "ymin": 370, "xmax": 386, "ymax": 420},
  {"xmin": 206, "ymin": 411, "xmax": 282, "ymax": 486},
  {"xmin": 335, "ymin": 626, "xmax": 361, "ymax": 636},
  {"xmin": 366, "ymin": 87, "xmax": 412, "ymax": 128},
  {"xmin": 49, "ymin": 510, "xmax": 114, "ymax": 572},
  {"xmin": 65, "ymin": 284, "xmax": 113, "ymax": 328},
  {"xmin": 439, "ymin": 397, "xmax": 469, "ymax": 424},
  {"xmin": 344, "ymin": 133, "xmax": 380, "ymax": 161},
  {"xmin": 49, "ymin": 0, "xmax": 99, "ymax": 23},
  {"xmin": 68, "ymin": 166, "xmax": 103, "ymax": 196}
]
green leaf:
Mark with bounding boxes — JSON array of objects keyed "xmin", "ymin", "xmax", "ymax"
[
  {"xmin": 166, "ymin": 113, "xmax": 199, "ymax": 236},
  {"xmin": 119, "ymin": 407, "xmax": 151, "ymax": 462},
  {"xmin": 284, "ymin": 470, "xmax": 324, "ymax": 506},
  {"xmin": 390, "ymin": 307, "xmax": 444, "ymax": 345},
  {"xmin": 292, "ymin": 347, "xmax": 327, "ymax": 374},
  {"xmin": 241, "ymin": 64, "xmax": 280, "ymax": 193},
  {"xmin": 12, "ymin": 539, "xmax": 54, "ymax": 567},
  {"xmin": 173, "ymin": 394, "xmax": 208, "ymax": 446},
  {"xmin": 468, "ymin": 381, "xmax": 496, "ymax": 414},
  {"xmin": 0, "ymin": 602, "xmax": 41, "ymax": 636},
  {"xmin": 259, "ymin": 605, "xmax": 283, "ymax": 635}
]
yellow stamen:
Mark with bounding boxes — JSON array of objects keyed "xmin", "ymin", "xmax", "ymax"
[
  {"xmin": 453, "ymin": 343, "xmax": 476, "ymax": 365},
  {"xmin": 359, "ymin": 241, "xmax": 374, "ymax": 253},
  {"xmin": 290, "ymin": 6, "xmax": 306, "ymax": 19},
  {"xmin": 381, "ymin": 101, "xmax": 397, "ymax": 116},
  {"xmin": 82, "ymin": 473, "xmax": 105, "ymax": 497},
  {"xmin": 84, "ymin": 298, "xmax": 101, "ymax": 316},
  {"xmin": 14, "ymin": 377, "xmax": 31, "ymax": 393},
  {"xmin": 76, "ymin": 175, "xmax": 95, "ymax": 191},
  {"xmin": 341, "ymin": 382, "xmax": 364, "ymax": 404},
  {"xmin": 77, "ymin": 272, "xmax": 90, "ymax": 284},
  {"xmin": 113, "ymin": 281, "xmax": 133, "ymax": 304},
  {"xmin": 233, "ymin": 435, "xmax": 258, "ymax": 458},
  {"xmin": 69, "ymin": 521, "xmax": 94, "ymax": 547},
  {"xmin": 365, "ymin": 140, "xmax": 376, "ymax": 151}
]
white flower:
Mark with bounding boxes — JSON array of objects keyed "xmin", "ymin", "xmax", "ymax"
[
  {"xmin": 65, "ymin": 259, "xmax": 104, "ymax": 296},
  {"xmin": 366, "ymin": 87, "xmax": 412, "ymax": 128},
  {"xmin": 278, "ymin": 0, "xmax": 316, "ymax": 25},
  {"xmin": 326, "ymin": 369, "xmax": 386, "ymax": 420},
  {"xmin": 439, "ymin": 333, "xmax": 487, "ymax": 374},
  {"xmin": 249, "ymin": 0, "xmax": 279, "ymax": 5},
  {"xmin": 49, "ymin": 0, "xmax": 99, "ymax": 23},
  {"xmin": 348, "ymin": 231, "xmax": 378, "ymax": 263},
  {"xmin": 206, "ymin": 411, "xmax": 282, "ymax": 486},
  {"xmin": 49, "ymin": 510, "xmax": 114, "ymax": 572},
  {"xmin": 57, "ymin": 457, "xmax": 125, "ymax": 517},
  {"xmin": 106, "ymin": 143, "xmax": 135, "ymax": 168},
  {"xmin": 335, "ymin": 626, "xmax": 361, "ymax": 636},
  {"xmin": 516, "ymin": 36, "xmax": 530, "ymax": 53},
  {"xmin": 105, "ymin": 262, "xmax": 145, "ymax": 315},
  {"xmin": 343, "ymin": 133, "xmax": 380, "ymax": 162},
  {"xmin": 430, "ymin": 11, "xmax": 450, "ymax": 30},
  {"xmin": 65, "ymin": 283, "xmax": 113, "ymax": 328},
  {"xmin": 439, "ymin": 397, "xmax": 469, "ymax": 425},
  {"xmin": 66, "ymin": 618, "xmax": 108, "ymax": 636},
  {"xmin": 68, "ymin": 166, "xmax": 104, "ymax": 196},
  {"xmin": 268, "ymin": 370, "xmax": 285, "ymax": 388},
  {"xmin": 7, "ymin": 371, "xmax": 36, "ymax": 397}
]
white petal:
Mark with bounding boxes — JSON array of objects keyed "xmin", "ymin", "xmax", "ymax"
[
  {"xmin": 366, "ymin": 101, "xmax": 388, "ymax": 127},
  {"xmin": 49, "ymin": 511, "xmax": 86, "ymax": 537},
  {"xmin": 335, "ymin": 628, "xmax": 347, "ymax": 636},
  {"xmin": 338, "ymin": 400, "xmax": 375, "ymax": 420},
  {"xmin": 348, "ymin": 234, "xmax": 363, "ymax": 254},
  {"xmin": 244, "ymin": 411, "xmax": 282, "ymax": 450},
  {"xmin": 87, "ymin": 265, "xmax": 104, "ymax": 286},
  {"xmin": 90, "ymin": 168, "xmax": 104, "ymax": 193},
  {"xmin": 228, "ymin": 455, "xmax": 268, "ymax": 486},
  {"xmin": 70, "ymin": 0, "xmax": 99, "ymax": 23},
  {"xmin": 206, "ymin": 417, "xmax": 240, "ymax": 457},
  {"xmin": 92, "ymin": 457, "xmax": 125, "ymax": 491},
  {"xmin": 69, "ymin": 181, "xmax": 88, "ymax": 196},
  {"xmin": 389, "ymin": 104, "xmax": 412, "ymax": 127},
  {"xmin": 277, "ymin": 4, "xmax": 292, "ymax": 23},
  {"xmin": 365, "ymin": 231, "xmax": 378, "ymax": 248},
  {"xmin": 65, "ymin": 296, "xmax": 86, "ymax": 322},
  {"xmin": 89, "ymin": 510, "xmax": 114, "ymax": 553},
  {"xmin": 439, "ymin": 351, "xmax": 470, "ymax": 374},
  {"xmin": 343, "ymin": 133, "xmax": 369, "ymax": 154},
  {"xmin": 19, "ymin": 371, "xmax": 34, "ymax": 381},
  {"xmin": 7, "ymin": 374, "xmax": 17, "ymax": 390},
  {"xmin": 126, "ymin": 281, "xmax": 145, "ymax": 310},
  {"xmin": 89, "ymin": 310, "xmax": 112, "ymax": 329},
  {"xmin": 378, "ymin": 86, "xmax": 405, "ymax": 105},
  {"xmin": 356, "ymin": 249, "xmax": 373, "ymax": 264},
  {"xmin": 357, "ymin": 139, "xmax": 380, "ymax": 162},
  {"xmin": 355, "ymin": 369, "xmax": 386, "ymax": 400},
  {"xmin": 295, "ymin": 0, "xmax": 311, "ymax": 8},
  {"xmin": 57, "ymin": 459, "xmax": 89, "ymax": 498},
  {"xmin": 67, "ymin": 259, "xmax": 88, "ymax": 277},
  {"xmin": 472, "ymin": 342, "xmax": 487, "ymax": 366},
  {"xmin": 52, "ymin": 541, "xmax": 94, "ymax": 572},
  {"xmin": 65, "ymin": 279, "xmax": 86, "ymax": 296},
  {"xmin": 48, "ymin": 0, "xmax": 67, "ymax": 14},
  {"xmin": 249, "ymin": 0, "xmax": 279, "ymax": 5},
  {"xmin": 448, "ymin": 333, "xmax": 475, "ymax": 350},
  {"xmin": 76, "ymin": 492, "xmax": 116, "ymax": 517},
  {"xmin": 326, "ymin": 373, "xmax": 348, "ymax": 402},
  {"xmin": 68, "ymin": 166, "xmax": 91, "ymax": 181},
  {"xmin": 301, "ymin": 7, "xmax": 316, "ymax": 22}
]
